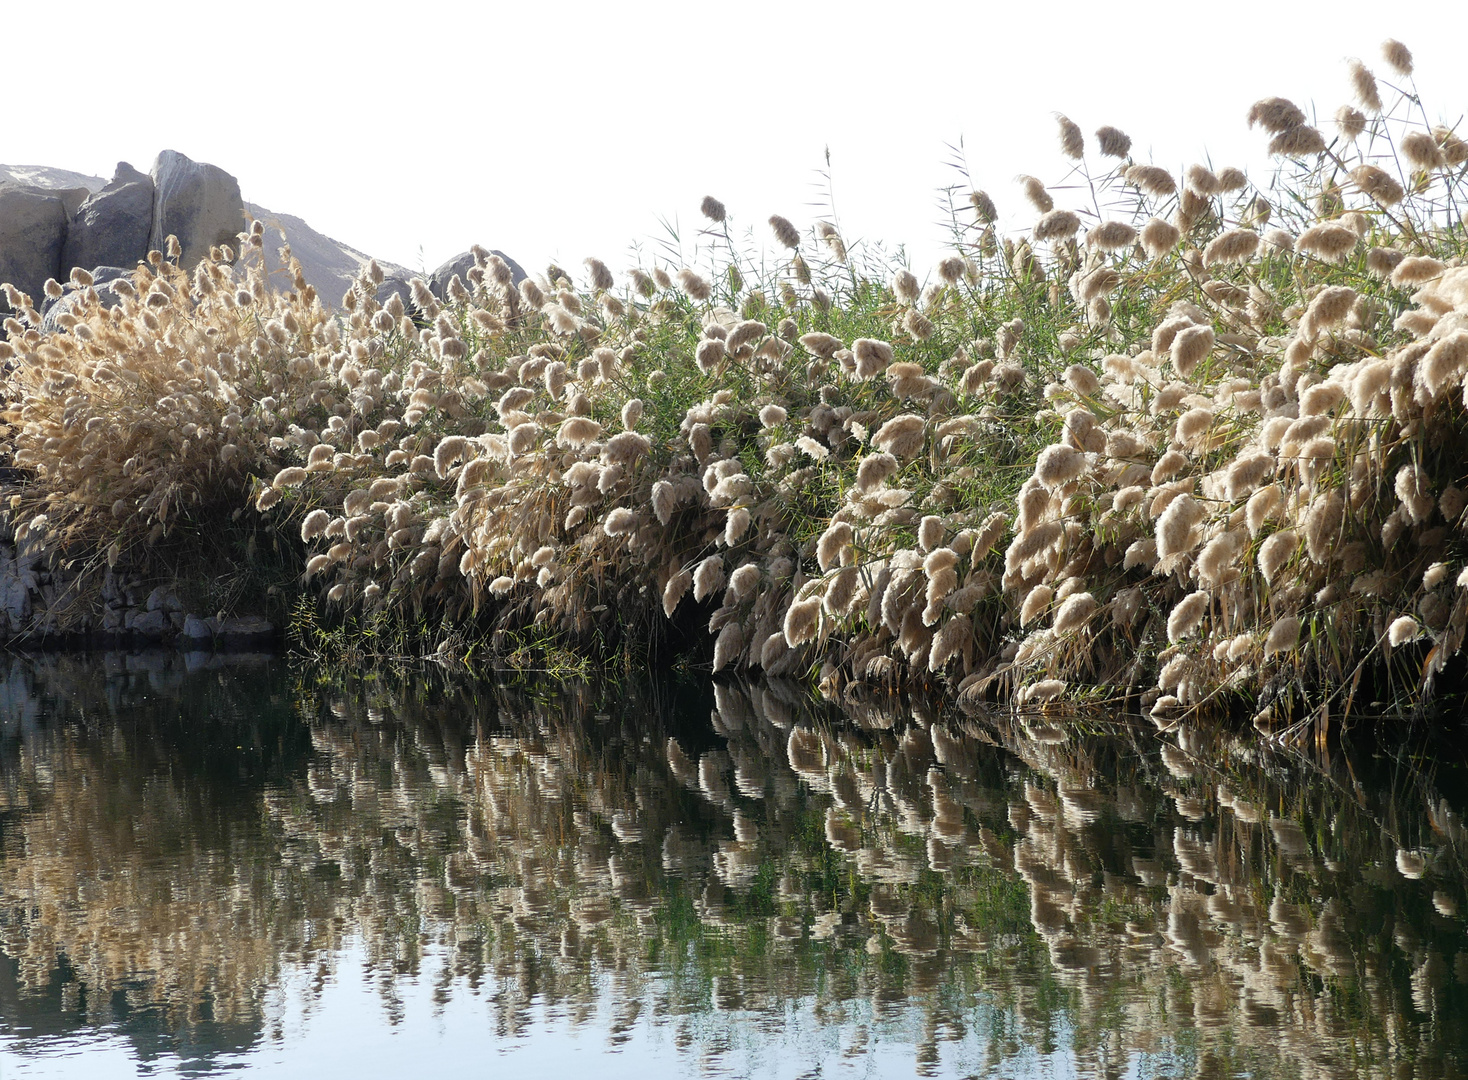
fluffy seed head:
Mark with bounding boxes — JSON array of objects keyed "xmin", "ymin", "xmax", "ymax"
[
  {"xmin": 856, "ymin": 452, "xmax": 899, "ymax": 492},
  {"xmin": 1088, "ymin": 220, "xmax": 1138, "ymax": 251},
  {"xmin": 604, "ymin": 507, "xmax": 636, "ymax": 537},
  {"xmin": 1247, "ymin": 485, "xmax": 1283, "ymax": 535},
  {"xmin": 795, "ymin": 435, "xmax": 830, "ymax": 461},
  {"xmin": 1034, "ymin": 210, "xmax": 1082, "ymax": 242},
  {"xmin": 663, "ymin": 569, "xmax": 692, "ymax": 617},
  {"xmin": 1171, "ymin": 325, "xmax": 1215, "ymax": 378},
  {"xmin": 272, "ymin": 467, "xmax": 307, "ymax": 490},
  {"xmin": 1152, "ymin": 450, "xmax": 1186, "ymax": 483},
  {"xmin": 917, "ymin": 515, "xmax": 944, "ymax": 552},
  {"xmin": 1020, "ymin": 585, "xmax": 1054, "ymax": 627},
  {"xmin": 769, "ymin": 215, "xmax": 801, "ymax": 249},
  {"xmin": 1382, "ymin": 38, "xmax": 1413, "ymax": 76},
  {"xmin": 1304, "ymin": 491, "xmax": 1344, "ymax": 562},
  {"xmin": 853, "ymin": 338, "xmax": 894, "ymax": 379},
  {"xmin": 1197, "ymin": 529, "xmax": 1247, "ymax": 586},
  {"xmin": 1064, "ymin": 365, "xmax": 1100, "ymax": 397},
  {"xmin": 817, "ymin": 520, "xmax": 854, "ymax": 571},
  {"xmin": 799, "ymin": 332, "xmax": 843, "ymax": 359},
  {"xmin": 1186, "ymin": 164, "xmax": 1221, "ymax": 196},
  {"xmin": 1337, "ymin": 105, "xmax": 1368, "ymax": 140},
  {"xmin": 1053, "ymin": 592, "xmax": 1098, "ymax": 635},
  {"xmin": 700, "ymin": 195, "xmax": 727, "ymax": 223},
  {"xmin": 1248, "ymin": 97, "xmax": 1307, "ymax": 133},
  {"xmin": 1034, "ymin": 443, "xmax": 1086, "ymax": 489},
  {"xmin": 621, "ymin": 398, "xmax": 644, "ymax": 430},
  {"xmin": 1264, "ymin": 616, "xmax": 1302, "ymax": 657},
  {"xmin": 929, "ymin": 614, "xmax": 971, "ymax": 672},
  {"xmin": 1258, "ymin": 529, "xmax": 1299, "ymax": 583},
  {"xmin": 556, "ymin": 416, "xmax": 603, "ymax": 448},
  {"xmin": 783, "ymin": 597, "xmax": 821, "ymax": 647},
  {"xmin": 724, "ymin": 507, "xmax": 750, "ymax": 546},
  {"xmin": 1388, "ymin": 615, "xmax": 1421, "ymax": 647},
  {"xmin": 1302, "ymin": 285, "xmax": 1358, "ymax": 338},
  {"xmin": 300, "ymin": 509, "xmax": 330, "ymax": 542},
  {"xmin": 711, "ymin": 623, "xmax": 742, "ymax": 672},
  {"xmin": 1295, "ymin": 223, "xmax": 1358, "ymax": 262},
  {"xmin": 872, "ymin": 414, "xmax": 926, "ymax": 459},
  {"xmin": 1393, "ymin": 256, "xmax": 1446, "ymax": 287},
  {"xmin": 584, "ymin": 258, "xmax": 615, "ymax": 292},
  {"xmin": 1018, "ymin": 175, "xmax": 1054, "ymax": 213},
  {"xmin": 1396, "ymin": 463, "xmax": 1435, "ymax": 523},
  {"xmin": 693, "ymin": 555, "xmax": 725, "ymax": 602},
  {"xmin": 1056, "ymin": 114, "xmax": 1084, "ymax": 159},
  {"xmin": 1167, "ymin": 592, "xmax": 1209, "ymax": 642},
  {"xmin": 1435, "ymin": 125, "xmax": 1468, "ymax": 167},
  {"xmin": 892, "ymin": 270, "xmax": 920, "ymax": 304},
  {"xmin": 728, "ymin": 563, "xmax": 760, "ymax": 601},
  {"xmin": 1157, "ymin": 493, "xmax": 1207, "ymax": 558},
  {"xmin": 1141, "ymin": 218, "xmax": 1181, "ymax": 259},
  {"xmin": 1095, "ymin": 125, "xmax": 1131, "ymax": 157},
  {"xmin": 677, "ymin": 269, "xmax": 712, "ymax": 301},
  {"xmin": 1125, "ymin": 165, "xmax": 1176, "ymax": 198},
  {"xmin": 1417, "ymin": 331, "xmax": 1468, "ymax": 402},
  {"xmin": 1348, "ymin": 60, "xmax": 1383, "ymax": 112},
  {"xmin": 759, "ymin": 404, "xmax": 788, "ymax": 428},
  {"xmin": 1401, "ymin": 131, "xmax": 1446, "ymax": 171},
  {"xmin": 1268, "ymin": 126, "xmax": 1326, "ymax": 157},
  {"xmin": 1352, "ymin": 165, "xmax": 1404, "ymax": 206},
  {"xmin": 1202, "ymin": 229, "xmax": 1260, "ymax": 267}
]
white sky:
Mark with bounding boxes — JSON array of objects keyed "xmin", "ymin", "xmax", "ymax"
[{"xmin": 10, "ymin": 0, "xmax": 1467, "ymax": 282}]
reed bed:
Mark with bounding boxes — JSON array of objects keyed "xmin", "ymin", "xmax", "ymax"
[{"xmin": 3, "ymin": 39, "xmax": 1467, "ymax": 725}]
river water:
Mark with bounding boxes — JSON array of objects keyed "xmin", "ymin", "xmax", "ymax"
[{"xmin": 0, "ymin": 653, "xmax": 1464, "ymax": 1078}]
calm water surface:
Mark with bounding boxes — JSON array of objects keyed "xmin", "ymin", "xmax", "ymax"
[{"xmin": 0, "ymin": 654, "xmax": 1466, "ymax": 1078}]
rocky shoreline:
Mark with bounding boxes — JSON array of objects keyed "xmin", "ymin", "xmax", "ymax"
[
  {"xmin": 0, "ymin": 505, "xmax": 278, "ymax": 651},
  {"xmin": 0, "ymin": 546, "xmax": 278, "ymax": 651}
]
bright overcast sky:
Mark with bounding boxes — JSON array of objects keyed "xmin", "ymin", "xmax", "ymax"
[{"xmin": 10, "ymin": 0, "xmax": 1467, "ymax": 282}]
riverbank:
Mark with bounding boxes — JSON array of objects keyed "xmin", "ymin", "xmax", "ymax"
[{"xmin": 2, "ymin": 40, "xmax": 1466, "ymax": 732}]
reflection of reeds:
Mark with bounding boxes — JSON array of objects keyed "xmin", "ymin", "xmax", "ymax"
[
  {"xmin": 3, "ymin": 657, "xmax": 1468, "ymax": 1074},
  {"xmin": 4, "ymin": 45, "xmax": 1468, "ymax": 721}
]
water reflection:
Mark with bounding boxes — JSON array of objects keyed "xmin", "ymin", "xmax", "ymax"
[{"xmin": 0, "ymin": 653, "xmax": 1466, "ymax": 1077}]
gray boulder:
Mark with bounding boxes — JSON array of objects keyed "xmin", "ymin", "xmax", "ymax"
[
  {"xmin": 377, "ymin": 273, "xmax": 416, "ymax": 307},
  {"xmin": 149, "ymin": 150, "xmax": 244, "ymax": 267},
  {"xmin": 129, "ymin": 609, "xmax": 167, "ymax": 639},
  {"xmin": 375, "ymin": 274, "xmax": 416, "ymax": 308},
  {"xmin": 62, "ymin": 162, "xmax": 153, "ymax": 275},
  {"xmin": 217, "ymin": 614, "xmax": 273, "ymax": 640},
  {"xmin": 39, "ymin": 267, "xmax": 133, "ymax": 334},
  {"xmin": 0, "ymin": 183, "xmax": 68, "ymax": 308},
  {"xmin": 428, "ymin": 248, "xmax": 526, "ymax": 303},
  {"xmin": 180, "ymin": 613, "xmax": 275, "ymax": 647}
]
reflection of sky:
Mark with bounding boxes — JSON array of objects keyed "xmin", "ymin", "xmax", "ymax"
[{"xmin": 0, "ymin": 940, "xmax": 1155, "ymax": 1079}]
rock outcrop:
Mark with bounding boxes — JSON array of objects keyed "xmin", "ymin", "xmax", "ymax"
[
  {"xmin": 1, "ymin": 153, "xmax": 521, "ymax": 316},
  {"xmin": 148, "ymin": 150, "xmax": 244, "ymax": 267},
  {"xmin": 0, "ymin": 184, "xmax": 71, "ymax": 305},
  {"xmin": 62, "ymin": 163, "xmax": 154, "ymax": 273}
]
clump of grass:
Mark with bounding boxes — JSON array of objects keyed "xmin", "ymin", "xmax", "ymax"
[{"xmin": 4, "ymin": 39, "xmax": 1468, "ymax": 728}]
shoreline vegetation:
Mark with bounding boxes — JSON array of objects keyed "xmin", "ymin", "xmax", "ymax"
[{"xmin": 3, "ymin": 40, "xmax": 1467, "ymax": 735}]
